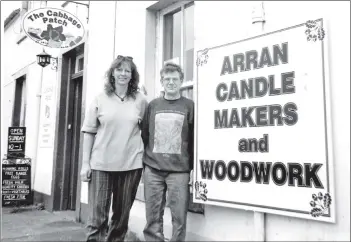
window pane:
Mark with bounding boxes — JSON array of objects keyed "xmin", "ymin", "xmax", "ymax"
[
  {"xmin": 163, "ymin": 10, "xmax": 181, "ymax": 64},
  {"xmin": 78, "ymin": 57, "xmax": 84, "ymax": 72},
  {"xmin": 172, "ymin": 11, "xmax": 181, "ymax": 60},
  {"xmin": 184, "ymin": 4, "xmax": 194, "ymax": 82},
  {"xmin": 12, "ymin": 77, "xmax": 25, "ymax": 127},
  {"xmin": 163, "ymin": 14, "xmax": 172, "ymax": 61}
]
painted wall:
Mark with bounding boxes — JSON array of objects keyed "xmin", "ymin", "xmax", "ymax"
[
  {"xmin": 80, "ymin": 1, "xmax": 157, "ymax": 204},
  {"xmin": 77, "ymin": 1, "xmax": 349, "ymax": 240},
  {"xmin": 33, "ymin": 65, "xmax": 58, "ymax": 195},
  {"xmin": 2, "ymin": 5, "xmax": 46, "ymax": 191},
  {"xmin": 114, "ymin": 1, "xmax": 157, "ymax": 88},
  {"xmin": 192, "ymin": 1, "xmax": 350, "ymax": 241},
  {"xmin": 31, "ymin": 1, "xmax": 89, "ymax": 196},
  {"xmin": 2, "ymin": 1, "xmax": 88, "ymax": 196},
  {"xmin": 80, "ymin": 1, "xmax": 117, "ymax": 204},
  {"xmin": 262, "ymin": 1, "xmax": 350, "ymax": 240}
]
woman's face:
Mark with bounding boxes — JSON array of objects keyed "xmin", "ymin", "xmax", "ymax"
[{"xmin": 113, "ymin": 61, "xmax": 132, "ymax": 86}]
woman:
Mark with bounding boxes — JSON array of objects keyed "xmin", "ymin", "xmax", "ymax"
[{"xmin": 80, "ymin": 55, "xmax": 148, "ymax": 242}]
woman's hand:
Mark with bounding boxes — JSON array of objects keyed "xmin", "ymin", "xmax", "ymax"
[{"xmin": 80, "ymin": 164, "xmax": 92, "ymax": 182}]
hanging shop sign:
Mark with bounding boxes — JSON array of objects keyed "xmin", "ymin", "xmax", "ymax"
[
  {"xmin": 22, "ymin": 7, "xmax": 85, "ymax": 48},
  {"xmin": 194, "ymin": 19, "xmax": 335, "ymax": 223}
]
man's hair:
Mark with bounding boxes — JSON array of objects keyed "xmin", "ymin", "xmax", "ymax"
[{"xmin": 160, "ymin": 62, "xmax": 184, "ymax": 80}]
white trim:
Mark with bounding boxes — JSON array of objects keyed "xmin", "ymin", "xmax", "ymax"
[
  {"xmin": 321, "ymin": 16, "xmax": 336, "ymax": 223},
  {"xmin": 180, "ymin": 4, "xmax": 184, "ymax": 67},
  {"xmin": 155, "ymin": 11, "xmax": 162, "ymax": 96},
  {"xmin": 159, "ymin": 1, "xmax": 191, "ymax": 16},
  {"xmin": 75, "ymin": 54, "xmax": 84, "ymax": 73},
  {"xmin": 181, "ymin": 80, "xmax": 194, "ymax": 89}
]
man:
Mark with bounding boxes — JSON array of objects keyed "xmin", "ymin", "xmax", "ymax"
[{"xmin": 141, "ymin": 62, "xmax": 194, "ymax": 241}]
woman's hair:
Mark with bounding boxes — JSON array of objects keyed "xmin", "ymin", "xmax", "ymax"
[
  {"xmin": 160, "ymin": 62, "xmax": 184, "ymax": 81},
  {"xmin": 104, "ymin": 56, "xmax": 140, "ymax": 99}
]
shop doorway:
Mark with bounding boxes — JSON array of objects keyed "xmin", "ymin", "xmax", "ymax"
[
  {"xmin": 64, "ymin": 75, "xmax": 83, "ymax": 210},
  {"xmin": 53, "ymin": 44, "xmax": 84, "ymax": 211}
]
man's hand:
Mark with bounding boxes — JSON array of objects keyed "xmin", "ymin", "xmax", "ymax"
[{"xmin": 80, "ymin": 164, "xmax": 91, "ymax": 182}]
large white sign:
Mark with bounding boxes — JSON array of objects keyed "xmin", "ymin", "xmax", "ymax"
[{"xmin": 194, "ymin": 19, "xmax": 335, "ymax": 223}]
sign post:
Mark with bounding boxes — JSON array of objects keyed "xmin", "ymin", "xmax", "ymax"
[{"xmin": 194, "ymin": 18, "xmax": 335, "ymax": 223}]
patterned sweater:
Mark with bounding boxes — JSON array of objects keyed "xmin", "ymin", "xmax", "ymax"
[{"xmin": 141, "ymin": 96, "xmax": 194, "ymax": 172}]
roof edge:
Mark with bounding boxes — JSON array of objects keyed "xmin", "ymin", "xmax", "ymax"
[{"xmin": 4, "ymin": 8, "xmax": 21, "ymax": 28}]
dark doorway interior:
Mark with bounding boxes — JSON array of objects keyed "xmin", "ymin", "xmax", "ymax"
[
  {"xmin": 64, "ymin": 75, "xmax": 83, "ymax": 210},
  {"xmin": 12, "ymin": 75, "xmax": 26, "ymax": 127}
]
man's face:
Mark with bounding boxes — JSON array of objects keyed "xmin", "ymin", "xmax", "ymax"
[{"xmin": 161, "ymin": 71, "xmax": 183, "ymax": 96}]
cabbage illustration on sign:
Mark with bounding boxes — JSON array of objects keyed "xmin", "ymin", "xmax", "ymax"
[{"xmin": 22, "ymin": 8, "xmax": 85, "ymax": 48}]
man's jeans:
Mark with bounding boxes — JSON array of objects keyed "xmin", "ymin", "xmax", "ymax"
[{"xmin": 143, "ymin": 165, "xmax": 190, "ymax": 242}]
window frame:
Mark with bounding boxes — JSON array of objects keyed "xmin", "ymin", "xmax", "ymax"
[
  {"xmin": 74, "ymin": 54, "xmax": 84, "ymax": 74},
  {"xmin": 155, "ymin": 1, "xmax": 194, "ymax": 97},
  {"xmin": 155, "ymin": 1, "xmax": 204, "ymax": 214}
]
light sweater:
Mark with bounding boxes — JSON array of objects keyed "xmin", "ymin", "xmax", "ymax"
[{"xmin": 81, "ymin": 91, "xmax": 148, "ymax": 171}]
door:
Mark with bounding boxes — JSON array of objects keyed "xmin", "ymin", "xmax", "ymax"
[
  {"xmin": 63, "ymin": 74, "xmax": 83, "ymax": 210},
  {"xmin": 53, "ymin": 43, "xmax": 85, "ymax": 211}
]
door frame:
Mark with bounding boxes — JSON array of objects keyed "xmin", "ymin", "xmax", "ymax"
[
  {"xmin": 64, "ymin": 74, "xmax": 83, "ymax": 210},
  {"xmin": 51, "ymin": 43, "xmax": 85, "ymax": 211}
]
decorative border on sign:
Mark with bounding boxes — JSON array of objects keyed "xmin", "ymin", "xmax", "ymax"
[
  {"xmin": 194, "ymin": 181, "xmax": 208, "ymax": 201},
  {"xmin": 305, "ymin": 20, "xmax": 325, "ymax": 41},
  {"xmin": 195, "ymin": 19, "xmax": 333, "ymax": 219},
  {"xmin": 196, "ymin": 49, "xmax": 209, "ymax": 66},
  {"xmin": 309, "ymin": 192, "xmax": 332, "ymax": 217}
]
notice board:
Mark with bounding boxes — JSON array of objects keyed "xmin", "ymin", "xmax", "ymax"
[
  {"xmin": 2, "ymin": 158, "xmax": 32, "ymax": 206},
  {"xmin": 7, "ymin": 127, "xmax": 26, "ymax": 158}
]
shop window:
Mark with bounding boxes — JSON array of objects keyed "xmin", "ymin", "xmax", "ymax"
[
  {"xmin": 12, "ymin": 76, "xmax": 26, "ymax": 127},
  {"xmin": 161, "ymin": 1, "xmax": 204, "ymax": 214},
  {"xmin": 163, "ymin": 2, "xmax": 195, "ymax": 99}
]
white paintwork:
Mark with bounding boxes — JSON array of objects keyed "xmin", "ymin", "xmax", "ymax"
[
  {"xmin": 79, "ymin": 1, "xmax": 116, "ymax": 203},
  {"xmin": 193, "ymin": 1, "xmax": 349, "ymax": 240},
  {"xmin": 4, "ymin": 0, "xmax": 347, "ymax": 240},
  {"xmin": 195, "ymin": 19, "xmax": 335, "ymax": 222},
  {"xmin": 79, "ymin": 1, "xmax": 349, "ymax": 240},
  {"xmin": 2, "ymin": 1, "xmax": 88, "ymax": 195},
  {"xmin": 80, "ymin": 1, "xmax": 157, "ymax": 204}
]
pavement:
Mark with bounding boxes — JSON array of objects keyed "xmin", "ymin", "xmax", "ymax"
[
  {"xmin": 1, "ymin": 205, "xmax": 141, "ymax": 242},
  {"xmin": 1, "ymin": 201, "xmax": 206, "ymax": 241},
  {"xmin": 2, "ymin": 206, "xmax": 86, "ymax": 241}
]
